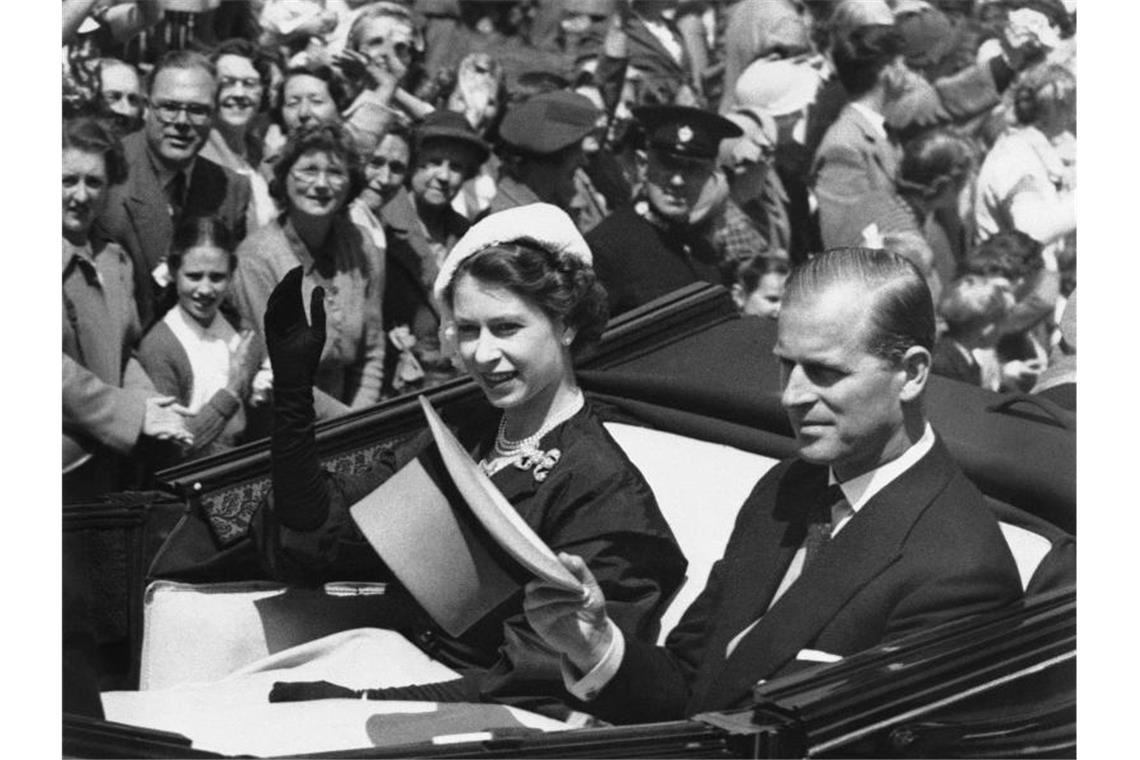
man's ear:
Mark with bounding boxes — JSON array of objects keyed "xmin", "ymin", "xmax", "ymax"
[
  {"xmin": 898, "ymin": 345, "xmax": 931, "ymax": 402},
  {"xmin": 634, "ymin": 149, "xmax": 648, "ymax": 183}
]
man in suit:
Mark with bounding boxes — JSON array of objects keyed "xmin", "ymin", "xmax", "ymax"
[
  {"xmin": 95, "ymin": 50, "xmax": 251, "ymax": 329},
  {"xmin": 523, "ymin": 247, "xmax": 1022, "ymax": 723},
  {"xmin": 812, "ymin": 25, "xmax": 910, "ymax": 250}
]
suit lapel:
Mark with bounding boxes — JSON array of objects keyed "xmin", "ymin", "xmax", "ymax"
[
  {"xmin": 693, "ymin": 442, "xmax": 958, "ymax": 711},
  {"xmin": 122, "ymin": 136, "xmax": 173, "ymax": 272},
  {"xmin": 626, "ymin": 19, "xmax": 687, "ymax": 77},
  {"xmin": 685, "ymin": 462, "xmax": 826, "ymax": 710}
]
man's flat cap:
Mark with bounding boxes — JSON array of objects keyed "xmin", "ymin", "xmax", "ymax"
[
  {"xmin": 499, "ymin": 91, "xmax": 600, "ymax": 155},
  {"xmin": 633, "ymin": 105, "xmax": 743, "ymax": 160}
]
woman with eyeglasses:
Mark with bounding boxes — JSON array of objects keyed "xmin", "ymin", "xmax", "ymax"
[
  {"xmin": 232, "ymin": 122, "xmax": 386, "ymax": 419},
  {"xmin": 201, "ymin": 39, "xmax": 277, "ymax": 229}
]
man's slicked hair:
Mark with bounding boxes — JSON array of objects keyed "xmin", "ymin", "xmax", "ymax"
[
  {"xmin": 145, "ymin": 50, "xmax": 216, "ymax": 94},
  {"xmin": 784, "ymin": 247, "xmax": 935, "ymax": 363}
]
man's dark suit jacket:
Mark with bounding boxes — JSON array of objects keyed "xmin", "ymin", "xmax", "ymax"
[
  {"xmin": 582, "ymin": 438, "xmax": 1023, "ymax": 724},
  {"xmin": 94, "ymin": 131, "xmax": 251, "ymax": 328},
  {"xmin": 932, "ymin": 338, "xmax": 983, "ymax": 387}
]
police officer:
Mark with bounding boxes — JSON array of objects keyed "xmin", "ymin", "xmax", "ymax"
[{"xmin": 586, "ymin": 105, "xmax": 742, "ymax": 316}]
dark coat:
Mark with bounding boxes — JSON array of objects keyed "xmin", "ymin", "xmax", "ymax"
[
  {"xmin": 583, "ymin": 438, "xmax": 1023, "ymax": 724},
  {"xmin": 587, "ymin": 205, "xmax": 725, "ymax": 317},
  {"xmin": 94, "ymin": 132, "xmax": 251, "ymax": 328},
  {"xmin": 379, "ymin": 188, "xmax": 470, "ymax": 390},
  {"xmin": 253, "ymin": 401, "xmax": 686, "ymax": 716},
  {"xmin": 932, "ymin": 337, "xmax": 983, "ymax": 387}
]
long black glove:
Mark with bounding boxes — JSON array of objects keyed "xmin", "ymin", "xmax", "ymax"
[
  {"xmin": 265, "ymin": 266, "xmax": 326, "ymax": 391},
  {"xmin": 265, "ymin": 267, "xmax": 331, "ymax": 532}
]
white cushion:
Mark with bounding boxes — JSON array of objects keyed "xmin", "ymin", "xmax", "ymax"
[
  {"xmin": 604, "ymin": 423, "xmax": 779, "ymax": 643},
  {"xmin": 139, "ymin": 579, "xmax": 390, "ymax": 690}
]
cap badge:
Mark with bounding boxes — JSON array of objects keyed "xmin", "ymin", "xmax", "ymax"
[{"xmin": 677, "ymin": 125, "xmax": 693, "ymax": 144}]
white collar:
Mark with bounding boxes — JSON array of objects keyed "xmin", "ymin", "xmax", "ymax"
[
  {"xmin": 849, "ymin": 101, "xmax": 888, "ymax": 140},
  {"xmin": 165, "ymin": 301, "xmax": 228, "ymax": 341},
  {"xmin": 829, "ymin": 422, "xmax": 936, "ymax": 513}
]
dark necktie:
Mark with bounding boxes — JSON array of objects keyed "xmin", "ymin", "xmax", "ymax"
[
  {"xmin": 166, "ymin": 170, "xmax": 187, "ymax": 221},
  {"xmin": 803, "ymin": 485, "xmax": 845, "ymax": 569}
]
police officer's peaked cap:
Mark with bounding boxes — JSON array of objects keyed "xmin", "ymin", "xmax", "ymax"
[
  {"xmin": 499, "ymin": 91, "xmax": 600, "ymax": 156},
  {"xmin": 633, "ymin": 105, "xmax": 743, "ymax": 160}
]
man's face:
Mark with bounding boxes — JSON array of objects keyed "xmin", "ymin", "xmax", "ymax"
[
  {"xmin": 215, "ymin": 53, "xmax": 263, "ymax": 132},
  {"xmin": 410, "ymin": 140, "xmax": 480, "ymax": 208},
  {"xmin": 518, "ymin": 144, "xmax": 584, "ymax": 210},
  {"xmin": 144, "ymin": 66, "xmax": 215, "ymax": 169},
  {"xmin": 360, "ymin": 133, "xmax": 411, "ymax": 211},
  {"xmin": 281, "ymin": 74, "xmax": 339, "ymax": 132},
  {"xmin": 775, "ymin": 284, "xmax": 912, "ymax": 481},
  {"xmin": 643, "ymin": 148, "xmax": 715, "ymax": 222},
  {"xmin": 100, "ymin": 62, "xmax": 143, "ymax": 133}
]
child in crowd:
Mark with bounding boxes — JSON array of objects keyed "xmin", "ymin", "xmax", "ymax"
[
  {"xmin": 933, "ymin": 274, "xmax": 1009, "ymax": 390},
  {"xmin": 730, "ymin": 253, "xmax": 789, "ymax": 320}
]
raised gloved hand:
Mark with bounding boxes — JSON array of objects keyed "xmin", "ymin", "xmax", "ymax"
[{"xmin": 264, "ymin": 266, "xmax": 326, "ymax": 392}]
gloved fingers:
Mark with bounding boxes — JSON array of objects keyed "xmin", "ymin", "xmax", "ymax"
[
  {"xmin": 309, "ymin": 284, "xmax": 327, "ymax": 339},
  {"xmin": 265, "ymin": 266, "xmax": 306, "ymax": 339}
]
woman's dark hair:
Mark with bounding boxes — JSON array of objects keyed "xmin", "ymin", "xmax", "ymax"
[
  {"xmin": 442, "ymin": 242, "xmax": 610, "ymax": 351},
  {"xmin": 63, "ymin": 116, "xmax": 128, "ymax": 185},
  {"xmin": 168, "ymin": 216, "xmax": 237, "ymax": 275},
  {"xmin": 269, "ymin": 122, "xmax": 367, "ymax": 212},
  {"xmin": 831, "ymin": 24, "xmax": 905, "ymax": 98},
  {"xmin": 734, "ymin": 254, "xmax": 791, "ymax": 294},
  {"xmin": 209, "ymin": 37, "xmax": 274, "ymax": 113},
  {"xmin": 966, "ymin": 231, "xmax": 1044, "ymax": 280},
  {"xmin": 273, "ymin": 62, "xmax": 352, "ymax": 128},
  {"xmin": 897, "ymin": 129, "xmax": 976, "ymax": 199}
]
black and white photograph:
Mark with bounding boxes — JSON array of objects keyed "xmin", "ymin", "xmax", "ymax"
[{"xmin": 46, "ymin": 0, "xmax": 1104, "ymax": 756}]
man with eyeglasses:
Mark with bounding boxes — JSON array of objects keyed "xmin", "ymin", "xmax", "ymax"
[
  {"xmin": 586, "ymin": 104, "xmax": 741, "ymax": 317},
  {"xmin": 95, "ymin": 50, "xmax": 251, "ymax": 329}
]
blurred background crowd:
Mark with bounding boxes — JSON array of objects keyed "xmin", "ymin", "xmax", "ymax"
[{"xmin": 61, "ymin": 0, "xmax": 1077, "ymax": 500}]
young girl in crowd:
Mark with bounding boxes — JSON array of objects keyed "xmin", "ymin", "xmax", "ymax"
[{"xmin": 138, "ymin": 217, "xmax": 259, "ymax": 461}]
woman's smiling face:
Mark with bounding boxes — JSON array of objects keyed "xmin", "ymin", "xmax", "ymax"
[{"xmin": 450, "ymin": 274, "xmax": 574, "ymax": 418}]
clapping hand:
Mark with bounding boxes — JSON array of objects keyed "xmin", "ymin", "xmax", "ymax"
[
  {"xmin": 524, "ymin": 553, "xmax": 614, "ymax": 674},
  {"xmin": 142, "ymin": 396, "xmax": 193, "ymax": 447},
  {"xmin": 264, "ymin": 267, "xmax": 326, "ymax": 392}
]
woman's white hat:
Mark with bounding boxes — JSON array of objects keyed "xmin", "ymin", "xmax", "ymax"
[{"xmin": 432, "ymin": 203, "xmax": 592, "ymax": 306}]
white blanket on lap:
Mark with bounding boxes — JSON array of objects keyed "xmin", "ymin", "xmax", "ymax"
[{"xmin": 103, "ymin": 628, "xmax": 570, "ymax": 756}]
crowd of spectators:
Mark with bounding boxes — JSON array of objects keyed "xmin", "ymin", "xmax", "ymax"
[{"xmin": 61, "ymin": 0, "xmax": 1077, "ymax": 500}]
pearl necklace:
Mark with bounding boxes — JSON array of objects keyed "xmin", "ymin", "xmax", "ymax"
[{"xmin": 480, "ymin": 389, "xmax": 584, "ymax": 476}]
